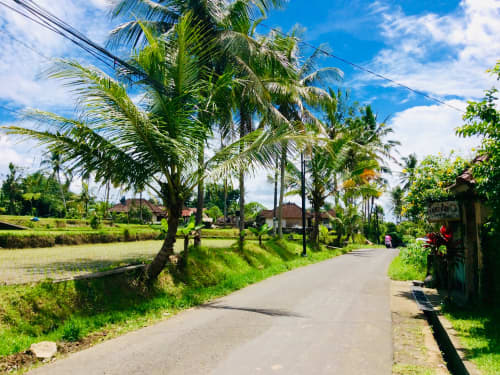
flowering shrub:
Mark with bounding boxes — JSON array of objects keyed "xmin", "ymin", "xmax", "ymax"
[{"xmin": 402, "ymin": 154, "xmax": 468, "ymax": 220}]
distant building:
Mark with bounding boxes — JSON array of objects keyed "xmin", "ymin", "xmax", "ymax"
[
  {"xmin": 258, "ymin": 203, "xmax": 336, "ymax": 229},
  {"xmin": 109, "ymin": 199, "xmax": 166, "ymax": 223},
  {"xmin": 181, "ymin": 207, "xmax": 213, "ymax": 225}
]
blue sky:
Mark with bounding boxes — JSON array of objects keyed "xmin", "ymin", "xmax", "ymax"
[{"xmin": 0, "ymin": 0, "xmax": 499, "ymax": 212}]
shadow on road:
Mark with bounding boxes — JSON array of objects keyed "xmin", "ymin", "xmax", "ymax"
[
  {"xmin": 344, "ymin": 249, "xmax": 378, "ymax": 257},
  {"xmin": 201, "ymin": 302, "xmax": 305, "ymax": 318}
]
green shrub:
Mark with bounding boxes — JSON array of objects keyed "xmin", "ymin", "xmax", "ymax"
[
  {"xmin": 90, "ymin": 215, "xmax": 101, "ymax": 230},
  {"xmin": 62, "ymin": 320, "xmax": 83, "ymax": 342}
]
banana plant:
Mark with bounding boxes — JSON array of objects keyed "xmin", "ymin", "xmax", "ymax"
[
  {"xmin": 248, "ymin": 223, "xmax": 273, "ymax": 247},
  {"xmin": 178, "ymin": 216, "xmax": 204, "ymax": 253}
]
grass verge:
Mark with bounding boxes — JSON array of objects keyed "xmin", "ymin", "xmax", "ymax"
[
  {"xmin": 388, "ymin": 255, "xmax": 427, "ymax": 281},
  {"xmin": 442, "ymin": 304, "xmax": 500, "ymax": 375},
  {"xmin": 0, "ymin": 240, "xmax": 376, "ymax": 360}
]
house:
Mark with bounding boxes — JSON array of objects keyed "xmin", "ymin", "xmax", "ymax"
[
  {"xmin": 109, "ymin": 199, "xmax": 167, "ymax": 223},
  {"xmin": 259, "ymin": 203, "xmax": 336, "ymax": 229},
  {"xmin": 258, "ymin": 203, "xmax": 308, "ymax": 228},
  {"xmin": 181, "ymin": 207, "xmax": 214, "ymax": 225}
]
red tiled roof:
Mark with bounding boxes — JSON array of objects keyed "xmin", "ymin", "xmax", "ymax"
[
  {"xmin": 259, "ymin": 203, "xmax": 311, "ymax": 219},
  {"xmin": 451, "ymin": 154, "xmax": 489, "ymax": 187},
  {"xmin": 109, "ymin": 199, "xmax": 165, "ymax": 214}
]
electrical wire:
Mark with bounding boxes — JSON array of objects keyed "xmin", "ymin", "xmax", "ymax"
[
  {"xmin": 0, "ymin": 0, "xmax": 465, "ymax": 112},
  {"xmin": 255, "ymin": 19, "xmax": 465, "ymax": 113},
  {"xmin": 2, "ymin": 0, "xmax": 167, "ymax": 91}
]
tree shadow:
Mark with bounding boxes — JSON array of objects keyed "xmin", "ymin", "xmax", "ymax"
[
  {"xmin": 344, "ymin": 249, "xmax": 376, "ymax": 257},
  {"xmin": 201, "ymin": 301, "xmax": 305, "ymax": 318}
]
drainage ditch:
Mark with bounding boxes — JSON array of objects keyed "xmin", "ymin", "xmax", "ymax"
[{"xmin": 411, "ymin": 286, "xmax": 470, "ymax": 375}]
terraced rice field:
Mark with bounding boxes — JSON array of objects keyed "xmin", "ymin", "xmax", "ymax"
[{"xmin": 0, "ymin": 239, "xmax": 236, "ymax": 285}]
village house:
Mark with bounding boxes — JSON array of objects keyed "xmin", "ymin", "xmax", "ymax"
[
  {"xmin": 258, "ymin": 203, "xmax": 335, "ymax": 229},
  {"xmin": 109, "ymin": 199, "xmax": 167, "ymax": 223}
]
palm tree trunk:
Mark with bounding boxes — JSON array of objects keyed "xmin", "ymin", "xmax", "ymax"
[
  {"xmin": 105, "ymin": 180, "xmax": 110, "ymax": 218},
  {"xmin": 238, "ymin": 104, "xmax": 251, "ymax": 247},
  {"xmin": 278, "ymin": 143, "xmax": 286, "ymax": 238},
  {"xmin": 195, "ymin": 143, "xmax": 204, "ymax": 246},
  {"xmin": 223, "ymin": 178, "xmax": 228, "ymax": 225},
  {"xmin": 312, "ymin": 200, "xmax": 321, "ymax": 245},
  {"xmin": 273, "ymin": 156, "xmax": 278, "ymax": 236},
  {"xmin": 56, "ymin": 170, "xmax": 67, "ymax": 214},
  {"xmin": 139, "ymin": 191, "xmax": 143, "ymax": 223},
  {"xmin": 145, "ymin": 206, "xmax": 181, "ymax": 281}
]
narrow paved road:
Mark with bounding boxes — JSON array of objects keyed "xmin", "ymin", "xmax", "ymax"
[{"xmin": 30, "ymin": 248, "xmax": 396, "ymax": 375}]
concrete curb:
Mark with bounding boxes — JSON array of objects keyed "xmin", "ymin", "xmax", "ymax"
[{"xmin": 411, "ymin": 285, "xmax": 481, "ymax": 375}]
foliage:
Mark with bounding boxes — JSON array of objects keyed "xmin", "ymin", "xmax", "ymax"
[
  {"xmin": 244, "ymin": 202, "xmax": 267, "ymax": 221},
  {"xmin": 388, "ymin": 241, "xmax": 428, "ymax": 281},
  {"xmin": 391, "ymin": 187, "xmax": 404, "ymax": 223},
  {"xmin": 206, "ymin": 206, "xmax": 223, "ymax": 221},
  {"xmin": 402, "ymin": 154, "xmax": 468, "ymax": 221},
  {"xmin": 190, "ymin": 183, "xmax": 240, "ymax": 214},
  {"xmin": 89, "ymin": 213, "xmax": 101, "ymax": 229},
  {"xmin": 248, "ymin": 223, "xmax": 272, "ymax": 245}
]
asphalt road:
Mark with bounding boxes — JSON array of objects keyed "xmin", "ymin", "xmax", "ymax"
[{"xmin": 29, "ymin": 248, "xmax": 397, "ymax": 375}]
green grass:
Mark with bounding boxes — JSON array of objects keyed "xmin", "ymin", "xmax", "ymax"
[
  {"xmin": 388, "ymin": 255, "xmax": 427, "ymax": 281},
  {"xmin": 0, "ymin": 240, "xmax": 376, "ymax": 358},
  {"xmin": 442, "ymin": 304, "xmax": 500, "ymax": 375},
  {"xmin": 0, "ymin": 239, "xmax": 236, "ymax": 285}
]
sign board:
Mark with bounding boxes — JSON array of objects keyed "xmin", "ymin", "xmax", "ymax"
[{"xmin": 427, "ymin": 201, "xmax": 460, "ymax": 222}]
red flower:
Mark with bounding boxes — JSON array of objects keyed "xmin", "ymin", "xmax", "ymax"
[{"xmin": 440, "ymin": 225, "xmax": 453, "ymax": 241}]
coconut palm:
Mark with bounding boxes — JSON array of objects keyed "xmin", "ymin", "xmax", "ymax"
[
  {"xmin": 391, "ymin": 186, "xmax": 404, "ymax": 223},
  {"xmin": 40, "ymin": 151, "xmax": 69, "ymax": 213},
  {"xmin": 3, "ymin": 17, "xmax": 293, "ymax": 281},
  {"xmin": 259, "ymin": 28, "xmax": 342, "ymax": 238},
  {"xmin": 109, "ymin": 0, "xmax": 288, "ymax": 248},
  {"xmin": 399, "ymin": 153, "xmax": 418, "ymax": 191}
]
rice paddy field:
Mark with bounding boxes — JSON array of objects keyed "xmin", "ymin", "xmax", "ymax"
[{"xmin": 0, "ymin": 239, "xmax": 236, "ymax": 285}]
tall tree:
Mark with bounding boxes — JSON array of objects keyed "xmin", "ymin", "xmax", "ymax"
[
  {"xmin": 41, "ymin": 151, "xmax": 68, "ymax": 213},
  {"xmin": 4, "ymin": 17, "xmax": 291, "ymax": 281},
  {"xmin": 391, "ymin": 186, "xmax": 404, "ymax": 223},
  {"xmin": 399, "ymin": 153, "xmax": 418, "ymax": 191}
]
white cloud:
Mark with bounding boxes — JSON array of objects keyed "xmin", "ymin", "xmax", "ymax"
[
  {"xmin": 389, "ymin": 100, "xmax": 480, "ymax": 160},
  {"xmin": 360, "ymin": 0, "xmax": 500, "ymax": 99}
]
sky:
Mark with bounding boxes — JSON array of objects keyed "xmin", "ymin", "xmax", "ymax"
[{"xmin": 0, "ymin": 0, "xmax": 499, "ymax": 214}]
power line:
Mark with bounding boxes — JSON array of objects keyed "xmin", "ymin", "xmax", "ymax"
[
  {"xmin": 1, "ymin": 0, "xmax": 168, "ymax": 92},
  {"xmin": 255, "ymin": 19, "xmax": 465, "ymax": 113},
  {"xmin": 0, "ymin": 27, "xmax": 50, "ymax": 60}
]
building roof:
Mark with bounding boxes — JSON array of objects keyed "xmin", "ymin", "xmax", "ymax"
[
  {"xmin": 259, "ymin": 203, "xmax": 311, "ymax": 219},
  {"xmin": 109, "ymin": 199, "xmax": 165, "ymax": 214},
  {"xmin": 449, "ymin": 154, "xmax": 488, "ymax": 192}
]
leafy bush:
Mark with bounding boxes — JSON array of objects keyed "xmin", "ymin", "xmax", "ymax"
[
  {"xmin": 319, "ymin": 225, "xmax": 331, "ymax": 244},
  {"xmin": 399, "ymin": 240, "xmax": 429, "ymax": 268},
  {"xmin": 89, "ymin": 214, "xmax": 101, "ymax": 229},
  {"xmin": 62, "ymin": 319, "xmax": 83, "ymax": 342}
]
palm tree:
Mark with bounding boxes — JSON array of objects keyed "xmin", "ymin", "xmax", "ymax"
[
  {"xmin": 261, "ymin": 28, "xmax": 342, "ymax": 238},
  {"xmin": 4, "ymin": 17, "xmax": 293, "ymax": 281},
  {"xmin": 41, "ymin": 151, "xmax": 68, "ymax": 214},
  {"xmin": 391, "ymin": 186, "xmax": 404, "ymax": 223},
  {"xmin": 399, "ymin": 153, "xmax": 418, "ymax": 191},
  {"xmin": 109, "ymin": 0, "xmax": 287, "ymax": 249}
]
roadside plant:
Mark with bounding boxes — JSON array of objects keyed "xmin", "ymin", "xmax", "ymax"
[
  {"xmin": 178, "ymin": 216, "xmax": 204, "ymax": 266},
  {"xmin": 248, "ymin": 223, "xmax": 272, "ymax": 246}
]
